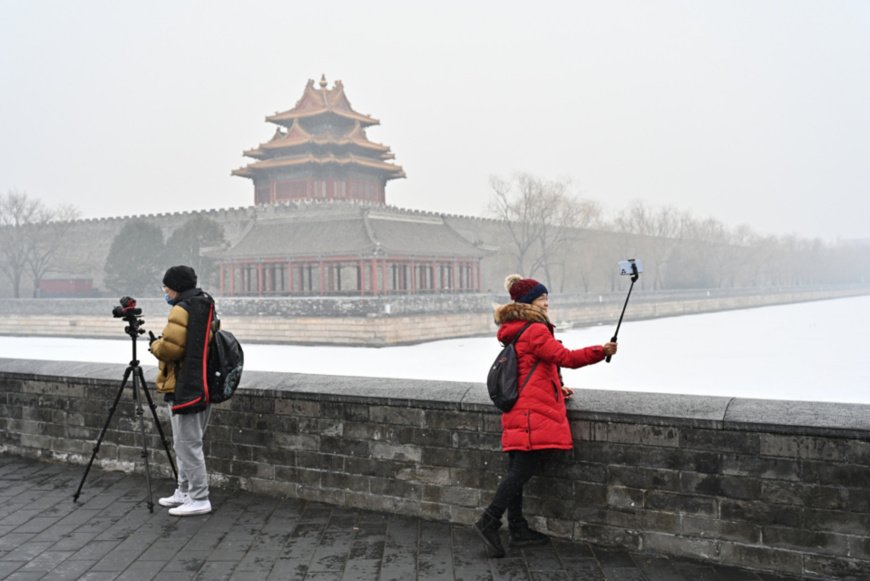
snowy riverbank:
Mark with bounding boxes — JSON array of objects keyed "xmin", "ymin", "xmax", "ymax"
[{"xmin": 0, "ymin": 295, "xmax": 866, "ymax": 404}]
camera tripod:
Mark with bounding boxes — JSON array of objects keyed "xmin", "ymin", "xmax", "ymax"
[{"xmin": 73, "ymin": 313, "xmax": 178, "ymax": 512}]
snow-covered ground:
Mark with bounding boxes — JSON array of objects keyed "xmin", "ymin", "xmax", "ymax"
[{"xmin": 1, "ymin": 295, "xmax": 867, "ymax": 404}]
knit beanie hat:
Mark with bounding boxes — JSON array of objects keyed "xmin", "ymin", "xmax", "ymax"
[
  {"xmin": 505, "ymin": 274, "xmax": 548, "ymax": 304},
  {"xmin": 163, "ymin": 265, "xmax": 197, "ymax": 293}
]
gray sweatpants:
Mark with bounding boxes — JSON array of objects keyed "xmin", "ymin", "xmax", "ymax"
[{"xmin": 169, "ymin": 403, "xmax": 211, "ymax": 501}]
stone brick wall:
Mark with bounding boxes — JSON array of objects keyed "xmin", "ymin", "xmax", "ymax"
[{"xmin": 1, "ymin": 359, "xmax": 868, "ymax": 578}]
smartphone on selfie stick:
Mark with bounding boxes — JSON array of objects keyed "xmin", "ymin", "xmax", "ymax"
[{"xmin": 606, "ymin": 259, "xmax": 642, "ymax": 363}]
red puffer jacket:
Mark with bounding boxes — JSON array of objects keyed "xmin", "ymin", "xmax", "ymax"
[{"xmin": 495, "ymin": 302, "xmax": 605, "ymax": 451}]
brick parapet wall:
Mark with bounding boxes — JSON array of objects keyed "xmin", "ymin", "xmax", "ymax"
[
  {"xmin": 1, "ymin": 359, "xmax": 868, "ymax": 579},
  {"xmin": 0, "ymin": 286, "xmax": 866, "ymax": 345}
]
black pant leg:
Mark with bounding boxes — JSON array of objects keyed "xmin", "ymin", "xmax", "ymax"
[{"xmin": 487, "ymin": 450, "xmax": 539, "ymax": 520}]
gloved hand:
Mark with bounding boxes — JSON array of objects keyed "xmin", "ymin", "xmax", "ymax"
[{"xmin": 148, "ymin": 331, "xmax": 158, "ymax": 347}]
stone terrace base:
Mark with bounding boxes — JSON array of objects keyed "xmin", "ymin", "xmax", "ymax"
[
  {"xmin": 1, "ymin": 359, "xmax": 869, "ymax": 579},
  {"xmin": 0, "ymin": 456, "xmax": 804, "ymax": 580},
  {"xmin": 0, "ymin": 286, "xmax": 866, "ymax": 345}
]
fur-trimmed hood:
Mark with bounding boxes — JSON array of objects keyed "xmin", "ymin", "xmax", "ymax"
[{"xmin": 494, "ymin": 302, "xmax": 551, "ymax": 326}]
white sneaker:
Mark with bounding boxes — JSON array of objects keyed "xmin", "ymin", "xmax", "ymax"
[
  {"xmin": 158, "ymin": 490, "xmax": 189, "ymax": 507},
  {"xmin": 169, "ymin": 498, "xmax": 212, "ymax": 516}
]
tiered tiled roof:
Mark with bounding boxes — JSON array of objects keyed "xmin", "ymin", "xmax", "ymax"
[
  {"xmin": 232, "ymin": 75, "xmax": 405, "ymax": 184},
  {"xmin": 266, "ymin": 77, "xmax": 379, "ymax": 127}
]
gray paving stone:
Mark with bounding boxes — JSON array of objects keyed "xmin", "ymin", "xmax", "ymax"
[
  {"xmin": 114, "ymin": 560, "xmax": 161, "ymax": 581},
  {"xmin": 3, "ymin": 572, "xmax": 46, "ymax": 581},
  {"xmin": 455, "ymin": 569, "xmax": 497, "ymax": 581},
  {"xmin": 46, "ymin": 558, "xmax": 97, "ymax": 580},
  {"xmin": 670, "ymin": 559, "xmax": 725, "ymax": 581},
  {"xmin": 0, "ymin": 540, "xmax": 52, "ymax": 562},
  {"xmin": 492, "ymin": 558, "xmax": 533, "ymax": 581},
  {"xmin": 341, "ymin": 558, "xmax": 381, "ymax": 580},
  {"xmin": 194, "ymin": 561, "xmax": 235, "ymax": 581},
  {"xmin": 161, "ymin": 549, "xmax": 211, "ymax": 573},
  {"xmin": 18, "ymin": 549, "xmax": 75, "ymax": 572},
  {"xmin": 92, "ymin": 549, "xmax": 145, "ymax": 573},
  {"xmin": 528, "ymin": 572, "xmax": 569, "ymax": 581},
  {"xmin": 631, "ymin": 555, "xmax": 685, "ymax": 581},
  {"xmin": 0, "ymin": 533, "xmax": 36, "ymax": 552},
  {"xmin": 0, "ymin": 561, "xmax": 24, "ymax": 578},
  {"xmin": 522, "ymin": 545, "xmax": 564, "ymax": 571},
  {"xmin": 599, "ymin": 569, "xmax": 646, "ymax": 581},
  {"xmin": 69, "ymin": 540, "xmax": 121, "ymax": 562},
  {"xmin": 0, "ymin": 455, "xmax": 800, "ymax": 580},
  {"xmin": 267, "ymin": 558, "xmax": 310, "ymax": 581}
]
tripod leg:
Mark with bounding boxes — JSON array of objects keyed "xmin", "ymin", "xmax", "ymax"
[
  {"xmin": 131, "ymin": 369, "xmax": 155, "ymax": 513},
  {"xmin": 137, "ymin": 366, "xmax": 178, "ymax": 481},
  {"xmin": 73, "ymin": 366, "xmax": 132, "ymax": 503}
]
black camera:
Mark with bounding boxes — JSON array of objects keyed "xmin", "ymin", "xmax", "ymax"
[
  {"xmin": 112, "ymin": 296, "xmax": 145, "ymax": 337},
  {"xmin": 112, "ymin": 296, "xmax": 141, "ymax": 319}
]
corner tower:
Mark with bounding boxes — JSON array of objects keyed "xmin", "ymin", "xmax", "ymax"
[{"xmin": 232, "ymin": 75, "xmax": 406, "ymax": 205}]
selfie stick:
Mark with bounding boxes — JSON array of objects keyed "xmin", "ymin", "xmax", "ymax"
[{"xmin": 606, "ymin": 261, "xmax": 640, "ymax": 363}]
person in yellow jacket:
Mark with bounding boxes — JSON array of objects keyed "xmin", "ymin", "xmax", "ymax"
[{"xmin": 149, "ymin": 265, "xmax": 216, "ymax": 516}]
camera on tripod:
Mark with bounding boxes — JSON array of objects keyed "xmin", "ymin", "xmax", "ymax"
[
  {"xmin": 112, "ymin": 296, "xmax": 145, "ymax": 337},
  {"xmin": 74, "ymin": 294, "xmax": 177, "ymax": 512}
]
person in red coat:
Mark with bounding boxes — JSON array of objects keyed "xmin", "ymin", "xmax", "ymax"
[{"xmin": 474, "ymin": 274, "xmax": 617, "ymax": 558}]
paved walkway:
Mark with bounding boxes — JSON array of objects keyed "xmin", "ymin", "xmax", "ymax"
[{"xmin": 0, "ymin": 455, "xmax": 802, "ymax": 581}]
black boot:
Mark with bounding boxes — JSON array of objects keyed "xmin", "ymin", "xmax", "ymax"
[
  {"xmin": 473, "ymin": 511, "xmax": 505, "ymax": 558},
  {"xmin": 508, "ymin": 519, "xmax": 549, "ymax": 547}
]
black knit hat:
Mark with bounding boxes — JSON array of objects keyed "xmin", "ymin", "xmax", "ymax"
[{"xmin": 163, "ymin": 265, "xmax": 197, "ymax": 293}]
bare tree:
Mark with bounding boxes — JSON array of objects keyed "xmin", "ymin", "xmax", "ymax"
[
  {"xmin": 26, "ymin": 204, "xmax": 81, "ymax": 296},
  {"xmin": 0, "ymin": 191, "xmax": 81, "ymax": 298},
  {"xmin": 489, "ymin": 174, "xmax": 545, "ymax": 275},
  {"xmin": 613, "ymin": 201, "xmax": 685, "ymax": 290},
  {"xmin": 0, "ymin": 192, "xmax": 40, "ymax": 298},
  {"xmin": 489, "ymin": 173, "xmax": 600, "ymax": 284},
  {"xmin": 694, "ymin": 217, "xmax": 739, "ymax": 288}
]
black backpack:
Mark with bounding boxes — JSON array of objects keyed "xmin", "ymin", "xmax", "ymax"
[
  {"xmin": 486, "ymin": 322, "xmax": 541, "ymax": 412},
  {"xmin": 207, "ymin": 327, "xmax": 244, "ymax": 404}
]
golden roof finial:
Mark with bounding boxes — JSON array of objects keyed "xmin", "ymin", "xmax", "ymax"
[{"xmin": 319, "ymin": 74, "xmax": 328, "ymax": 89}]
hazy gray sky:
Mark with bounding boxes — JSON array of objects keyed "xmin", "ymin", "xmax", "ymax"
[{"xmin": 2, "ymin": 1, "xmax": 868, "ymax": 241}]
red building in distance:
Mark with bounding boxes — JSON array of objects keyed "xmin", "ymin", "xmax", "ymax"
[{"xmin": 232, "ymin": 75, "xmax": 405, "ymax": 206}]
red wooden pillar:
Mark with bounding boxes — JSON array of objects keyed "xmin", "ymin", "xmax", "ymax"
[
  {"xmin": 230, "ymin": 263, "xmax": 235, "ymax": 295},
  {"xmin": 410, "ymin": 260, "xmax": 416, "ymax": 294},
  {"xmin": 370, "ymin": 259, "xmax": 378, "ymax": 296},
  {"xmin": 287, "ymin": 260, "xmax": 293, "ymax": 295},
  {"xmin": 257, "ymin": 263, "xmax": 264, "ymax": 296},
  {"xmin": 476, "ymin": 262, "xmax": 481, "ymax": 291},
  {"xmin": 452, "ymin": 261, "xmax": 458, "ymax": 292},
  {"xmin": 359, "ymin": 259, "xmax": 365, "ymax": 295}
]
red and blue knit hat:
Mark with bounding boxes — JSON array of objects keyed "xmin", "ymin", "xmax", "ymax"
[{"xmin": 505, "ymin": 274, "xmax": 548, "ymax": 304}]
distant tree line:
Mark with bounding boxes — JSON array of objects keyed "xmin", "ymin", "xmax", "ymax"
[
  {"xmin": 0, "ymin": 189, "xmax": 225, "ymax": 298},
  {"xmin": 488, "ymin": 173, "xmax": 870, "ymax": 294},
  {"xmin": 2, "ymin": 185, "xmax": 865, "ymax": 300},
  {"xmin": 103, "ymin": 215, "xmax": 225, "ymax": 296}
]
